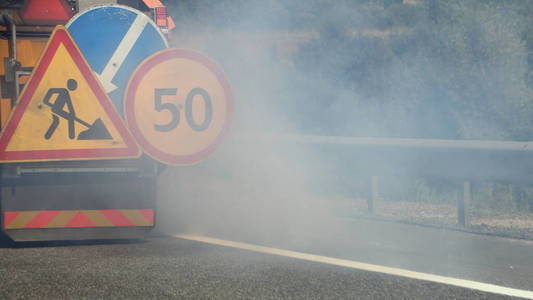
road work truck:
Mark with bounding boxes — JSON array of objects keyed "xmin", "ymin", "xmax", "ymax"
[{"xmin": 0, "ymin": 0, "xmax": 231, "ymax": 242}]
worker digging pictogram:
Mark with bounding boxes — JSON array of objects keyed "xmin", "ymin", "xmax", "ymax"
[{"xmin": 43, "ymin": 78, "xmax": 112, "ymax": 141}]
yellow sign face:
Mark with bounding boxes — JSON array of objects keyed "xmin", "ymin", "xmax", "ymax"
[
  {"xmin": 0, "ymin": 26, "xmax": 140, "ymax": 162},
  {"xmin": 124, "ymin": 49, "xmax": 233, "ymax": 165}
]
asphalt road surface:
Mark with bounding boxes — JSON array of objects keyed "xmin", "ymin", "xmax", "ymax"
[{"xmin": 0, "ymin": 218, "xmax": 532, "ymax": 299}]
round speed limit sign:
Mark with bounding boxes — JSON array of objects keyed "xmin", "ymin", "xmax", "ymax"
[{"xmin": 124, "ymin": 49, "xmax": 233, "ymax": 165}]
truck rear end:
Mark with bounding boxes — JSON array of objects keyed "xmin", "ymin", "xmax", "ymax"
[{"xmin": 0, "ymin": 0, "xmax": 162, "ymax": 242}]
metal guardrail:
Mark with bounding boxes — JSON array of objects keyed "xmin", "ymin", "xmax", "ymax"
[
  {"xmin": 242, "ymin": 134, "xmax": 533, "ymax": 151},
  {"xmin": 237, "ymin": 134, "xmax": 533, "ymax": 181},
  {"xmin": 236, "ymin": 134, "xmax": 533, "ymax": 226}
]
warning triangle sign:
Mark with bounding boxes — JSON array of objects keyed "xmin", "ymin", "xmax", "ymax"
[{"xmin": 0, "ymin": 26, "xmax": 140, "ymax": 162}]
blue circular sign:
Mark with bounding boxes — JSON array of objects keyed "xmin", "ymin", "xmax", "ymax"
[{"xmin": 67, "ymin": 5, "xmax": 169, "ymax": 114}]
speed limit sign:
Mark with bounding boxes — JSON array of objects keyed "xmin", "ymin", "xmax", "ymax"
[{"xmin": 124, "ymin": 49, "xmax": 233, "ymax": 165}]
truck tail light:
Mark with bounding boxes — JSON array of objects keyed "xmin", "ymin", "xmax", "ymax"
[
  {"xmin": 141, "ymin": 0, "xmax": 175, "ymax": 33},
  {"xmin": 153, "ymin": 6, "xmax": 168, "ymax": 33}
]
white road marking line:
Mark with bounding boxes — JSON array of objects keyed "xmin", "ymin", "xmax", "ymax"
[
  {"xmin": 174, "ymin": 234, "xmax": 533, "ymax": 299},
  {"xmin": 97, "ymin": 14, "xmax": 148, "ymax": 93}
]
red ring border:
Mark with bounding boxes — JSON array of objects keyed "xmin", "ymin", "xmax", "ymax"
[{"xmin": 124, "ymin": 48, "xmax": 234, "ymax": 165}]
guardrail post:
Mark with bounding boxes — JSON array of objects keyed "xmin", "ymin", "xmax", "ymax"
[
  {"xmin": 458, "ymin": 180, "xmax": 471, "ymax": 227},
  {"xmin": 369, "ymin": 176, "xmax": 379, "ymax": 214}
]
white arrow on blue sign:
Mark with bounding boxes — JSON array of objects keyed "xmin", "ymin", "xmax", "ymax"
[{"xmin": 66, "ymin": 5, "xmax": 169, "ymax": 114}]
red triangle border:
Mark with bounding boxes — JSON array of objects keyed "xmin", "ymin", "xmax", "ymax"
[{"xmin": 0, "ymin": 26, "xmax": 140, "ymax": 162}]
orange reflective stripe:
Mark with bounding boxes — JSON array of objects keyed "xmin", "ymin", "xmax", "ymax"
[
  {"xmin": 121, "ymin": 210, "xmax": 151, "ymax": 226},
  {"xmin": 139, "ymin": 209, "xmax": 154, "ymax": 224},
  {"xmin": 3, "ymin": 211, "xmax": 20, "ymax": 228},
  {"xmin": 65, "ymin": 212, "xmax": 96, "ymax": 227},
  {"xmin": 3, "ymin": 209, "xmax": 154, "ymax": 229},
  {"xmin": 6, "ymin": 211, "xmax": 38, "ymax": 229},
  {"xmin": 25, "ymin": 210, "xmax": 61, "ymax": 228},
  {"xmin": 84, "ymin": 210, "xmax": 113, "ymax": 227},
  {"xmin": 100, "ymin": 210, "xmax": 134, "ymax": 226},
  {"xmin": 47, "ymin": 210, "xmax": 77, "ymax": 228}
]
